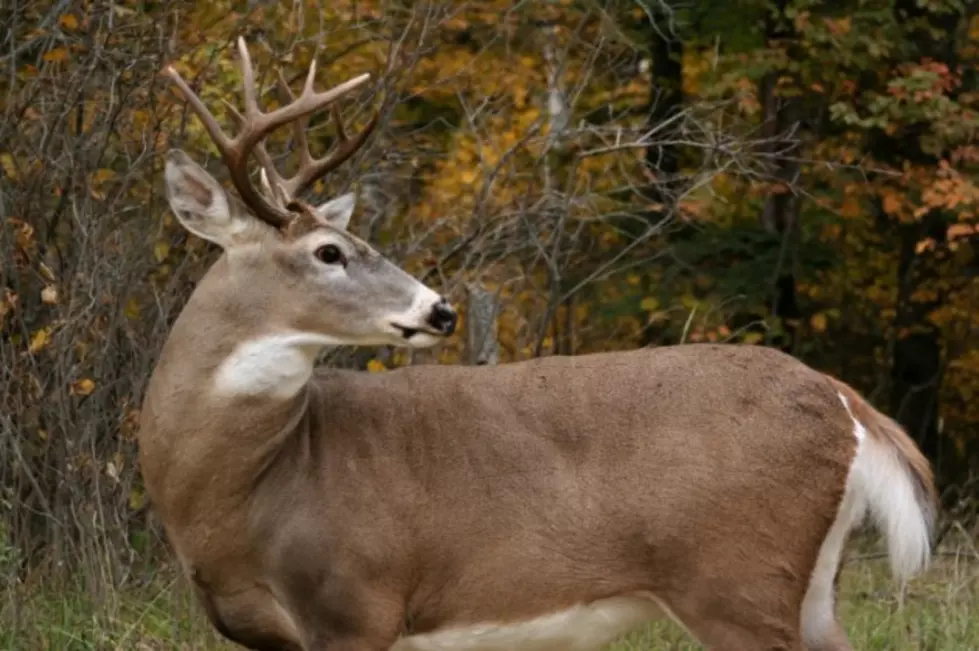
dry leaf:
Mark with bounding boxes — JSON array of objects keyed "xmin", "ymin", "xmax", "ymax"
[
  {"xmin": 810, "ymin": 313, "xmax": 828, "ymax": 333},
  {"xmin": 153, "ymin": 241, "xmax": 170, "ymax": 263},
  {"xmin": 72, "ymin": 378, "xmax": 96, "ymax": 396},
  {"xmin": 29, "ymin": 327, "xmax": 51, "ymax": 353},
  {"xmin": 0, "ymin": 153, "xmax": 17, "ymax": 180},
  {"xmin": 42, "ymin": 47, "xmax": 69, "ymax": 63},
  {"xmin": 41, "ymin": 285, "xmax": 58, "ymax": 304}
]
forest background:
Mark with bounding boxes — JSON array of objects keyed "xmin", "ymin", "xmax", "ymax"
[{"xmin": 1, "ymin": 0, "xmax": 978, "ymax": 648}]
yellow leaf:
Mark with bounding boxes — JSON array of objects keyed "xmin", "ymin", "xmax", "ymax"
[
  {"xmin": 810, "ymin": 313, "xmax": 828, "ymax": 333},
  {"xmin": 743, "ymin": 332, "xmax": 764, "ymax": 345},
  {"xmin": 366, "ymin": 359, "xmax": 386, "ymax": 373},
  {"xmin": 129, "ymin": 489, "xmax": 146, "ymax": 511},
  {"xmin": 640, "ymin": 297, "xmax": 659, "ymax": 311},
  {"xmin": 59, "ymin": 14, "xmax": 79, "ymax": 30},
  {"xmin": 43, "ymin": 47, "xmax": 70, "ymax": 63},
  {"xmin": 91, "ymin": 168, "xmax": 115, "ymax": 184},
  {"xmin": 29, "ymin": 327, "xmax": 51, "ymax": 353},
  {"xmin": 123, "ymin": 297, "xmax": 141, "ymax": 320},
  {"xmin": 72, "ymin": 378, "xmax": 95, "ymax": 396},
  {"xmin": 0, "ymin": 153, "xmax": 17, "ymax": 180},
  {"xmin": 153, "ymin": 241, "xmax": 169, "ymax": 263},
  {"xmin": 626, "ymin": 274, "xmax": 641, "ymax": 287},
  {"xmin": 41, "ymin": 285, "xmax": 58, "ymax": 304}
]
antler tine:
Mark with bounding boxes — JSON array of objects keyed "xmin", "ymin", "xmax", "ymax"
[
  {"xmin": 275, "ymin": 69, "xmax": 314, "ymax": 167},
  {"xmin": 221, "ymin": 98, "xmax": 291, "ymax": 209},
  {"xmin": 271, "ymin": 68, "xmax": 381, "ymax": 201},
  {"xmin": 165, "ymin": 36, "xmax": 375, "ymax": 229}
]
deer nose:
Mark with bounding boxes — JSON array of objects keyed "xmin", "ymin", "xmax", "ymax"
[{"xmin": 427, "ymin": 299, "xmax": 458, "ymax": 336}]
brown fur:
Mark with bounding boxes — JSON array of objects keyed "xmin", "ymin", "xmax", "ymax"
[{"xmin": 138, "ymin": 256, "xmax": 892, "ymax": 650}]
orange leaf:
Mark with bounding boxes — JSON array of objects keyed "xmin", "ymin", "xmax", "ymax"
[
  {"xmin": 72, "ymin": 378, "xmax": 96, "ymax": 396},
  {"xmin": 882, "ymin": 193, "xmax": 902, "ymax": 216},
  {"xmin": 42, "ymin": 47, "xmax": 69, "ymax": 63}
]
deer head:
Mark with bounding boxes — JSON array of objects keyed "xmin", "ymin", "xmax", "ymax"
[{"xmin": 162, "ymin": 38, "xmax": 457, "ymax": 351}]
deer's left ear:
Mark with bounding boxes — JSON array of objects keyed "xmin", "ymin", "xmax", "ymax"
[{"xmin": 311, "ymin": 193, "xmax": 356, "ymax": 231}]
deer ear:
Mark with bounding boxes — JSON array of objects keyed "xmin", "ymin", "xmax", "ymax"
[
  {"xmin": 311, "ymin": 193, "xmax": 356, "ymax": 231},
  {"xmin": 164, "ymin": 149, "xmax": 261, "ymax": 248}
]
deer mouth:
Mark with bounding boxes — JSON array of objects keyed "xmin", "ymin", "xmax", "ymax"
[
  {"xmin": 392, "ymin": 324, "xmax": 418, "ymax": 339},
  {"xmin": 391, "ymin": 323, "xmax": 443, "ymax": 340}
]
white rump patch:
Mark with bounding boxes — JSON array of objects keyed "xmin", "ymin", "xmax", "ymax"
[
  {"xmin": 213, "ymin": 332, "xmax": 346, "ymax": 399},
  {"xmin": 393, "ymin": 596, "xmax": 666, "ymax": 651}
]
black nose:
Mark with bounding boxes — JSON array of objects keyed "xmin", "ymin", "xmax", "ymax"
[{"xmin": 427, "ymin": 299, "xmax": 458, "ymax": 336}]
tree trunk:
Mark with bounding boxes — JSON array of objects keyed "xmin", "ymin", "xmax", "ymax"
[{"xmin": 757, "ymin": 0, "xmax": 801, "ymax": 354}]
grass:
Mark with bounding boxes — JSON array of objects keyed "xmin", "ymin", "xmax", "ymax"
[{"xmin": 3, "ymin": 535, "xmax": 977, "ymax": 651}]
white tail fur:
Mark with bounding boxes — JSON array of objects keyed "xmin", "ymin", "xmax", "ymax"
[{"xmin": 839, "ymin": 397, "xmax": 933, "ymax": 581}]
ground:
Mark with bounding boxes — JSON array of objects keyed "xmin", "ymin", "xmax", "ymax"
[{"xmin": 3, "ymin": 534, "xmax": 978, "ymax": 651}]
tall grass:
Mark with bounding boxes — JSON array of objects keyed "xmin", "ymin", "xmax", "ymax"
[{"xmin": 4, "ymin": 532, "xmax": 977, "ymax": 651}]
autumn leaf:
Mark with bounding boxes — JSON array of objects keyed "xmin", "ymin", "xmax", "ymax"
[
  {"xmin": 129, "ymin": 489, "xmax": 146, "ymax": 511},
  {"xmin": 810, "ymin": 313, "xmax": 828, "ymax": 333},
  {"xmin": 41, "ymin": 285, "xmax": 59, "ymax": 304},
  {"xmin": 948, "ymin": 223, "xmax": 976, "ymax": 241},
  {"xmin": 43, "ymin": 47, "xmax": 70, "ymax": 63},
  {"xmin": 0, "ymin": 153, "xmax": 17, "ymax": 180},
  {"xmin": 91, "ymin": 168, "xmax": 116, "ymax": 184},
  {"xmin": 58, "ymin": 14, "xmax": 79, "ymax": 30},
  {"xmin": 366, "ymin": 359, "xmax": 386, "ymax": 373},
  {"xmin": 153, "ymin": 241, "xmax": 170, "ymax": 263},
  {"xmin": 124, "ymin": 298, "xmax": 141, "ymax": 320},
  {"xmin": 29, "ymin": 327, "xmax": 51, "ymax": 353},
  {"xmin": 882, "ymin": 192, "xmax": 902, "ymax": 216},
  {"xmin": 72, "ymin": 378, "xmax": 96, "ymax": 396}
]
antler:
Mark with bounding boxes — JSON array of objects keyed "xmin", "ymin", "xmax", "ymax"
[{"xmin": 165, "ymin": 37, "xmax": 377, "ymax": 228}]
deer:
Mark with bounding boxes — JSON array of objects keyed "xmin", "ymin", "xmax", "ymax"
[{"xmin": 139, "ymin": 37, "xmax": 938, "ymax": 651}]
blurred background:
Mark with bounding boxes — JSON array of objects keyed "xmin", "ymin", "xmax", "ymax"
[{"xmin": 1, "ymin": 0, "xmax": 977, "ymax": 648}]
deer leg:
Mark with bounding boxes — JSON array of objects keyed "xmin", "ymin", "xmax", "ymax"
[
  {"xmin": 803, "ymin": 622, "xmax": 853, "ymax": 651},
  {"xmin": 658, "ymin": 582, "xmax": 808, "ymax": 651},
  {"xmin": 684, "ymin": 618, "xmax": 805, "ymax": 651},
  {"xmin": 302, "ymin": 634, "xmax": 410, "ymax": 651}
]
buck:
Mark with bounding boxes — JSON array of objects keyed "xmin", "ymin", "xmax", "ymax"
[{"xmin": 139, "ymin": 38, "xmax": 938, "ymax": 651}]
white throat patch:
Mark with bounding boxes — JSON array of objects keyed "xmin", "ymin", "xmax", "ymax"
[{"xmin": 213, "ymin": 332, "xmax": 346, "ymax": 399}]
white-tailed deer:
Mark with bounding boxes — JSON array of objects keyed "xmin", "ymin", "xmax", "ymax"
[{"xmin": 140, "ymin": 38, "xmax": 938, "ymax": 651}]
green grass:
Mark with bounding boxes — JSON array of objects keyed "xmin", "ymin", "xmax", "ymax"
[{"xmin": 3, "ymin": 538, "xmax": 977, "ymax": 651}]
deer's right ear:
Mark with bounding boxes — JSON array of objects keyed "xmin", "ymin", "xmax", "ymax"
[{"xmin": 164, "ymin": 149, "xmax": 261, "ymax": 249}]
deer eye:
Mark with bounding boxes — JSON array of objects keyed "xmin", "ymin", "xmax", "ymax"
[{"xmin": 314, "ymin": 244, "xmax": 346, "ymax": 266}]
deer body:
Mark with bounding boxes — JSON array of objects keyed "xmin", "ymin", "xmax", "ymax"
[{"xmin": 141, "ymin": 39, "xmax": 937, "ymax": 651}]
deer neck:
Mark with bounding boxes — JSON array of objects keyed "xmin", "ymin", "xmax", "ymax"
[{"xmin": 139, "ymin": 255, "xmax": 328, "ymax": 506}]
